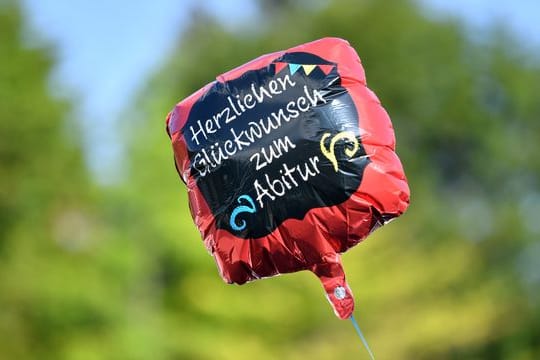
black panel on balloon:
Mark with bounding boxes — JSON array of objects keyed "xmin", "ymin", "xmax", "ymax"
[{"xmin": 183, "ymin": 52, "xmax": 369, "ymax": 238}]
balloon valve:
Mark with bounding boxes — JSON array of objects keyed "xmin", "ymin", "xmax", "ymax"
[{"xmin": 311, "ymin": 260, "xmax": 354, "ymax": 319}]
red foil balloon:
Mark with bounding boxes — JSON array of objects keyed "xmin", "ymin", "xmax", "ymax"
[{"xmin": 166, "ymin": 38, "xmax": 409, "ymax": 319}]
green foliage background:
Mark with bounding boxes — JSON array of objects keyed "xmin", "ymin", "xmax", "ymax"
[{"xmin": 1, "ymin": 0, "xmax": 539, "ymax": 359}]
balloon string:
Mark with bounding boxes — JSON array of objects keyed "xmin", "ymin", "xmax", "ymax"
[{"xmin": 350, "ymin": 315, "xmax": 375, "ymax": 360}]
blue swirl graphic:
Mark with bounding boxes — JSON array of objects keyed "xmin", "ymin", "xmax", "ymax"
[{"xmin": 230, "ymin": 195, "xmax": 257, "ymax": 231}]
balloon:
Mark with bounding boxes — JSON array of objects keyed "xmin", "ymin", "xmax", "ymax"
[{"xmin": 166, "ymin": 37, "xmax": 409, "ymax": 319}]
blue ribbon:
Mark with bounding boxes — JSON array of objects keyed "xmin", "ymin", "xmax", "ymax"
[{"xmin": 350, "ymin": 314, "xmax": 375, "ymax": 360}]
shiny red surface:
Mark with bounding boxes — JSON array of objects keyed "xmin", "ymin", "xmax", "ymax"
[{"xmin": 167, "ymin": 38, "xmax": 409, "ymax": 319}]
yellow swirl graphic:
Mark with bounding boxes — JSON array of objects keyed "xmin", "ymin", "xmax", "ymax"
[{"xmin": 320, "ymin": 131, "xmax": 359, "ymax": 172}]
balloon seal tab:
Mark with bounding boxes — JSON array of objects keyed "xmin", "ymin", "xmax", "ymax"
[
  {"xmin": 334, "ymin": 286, "xmax": 347, "ymax": 300},
  {"xmin": 311, "ymin": 261, "xmax": 354, "ymax": 319},
  {"xmin": 350, "ymin": 314, "xmax": 375, "ymax": 360}
]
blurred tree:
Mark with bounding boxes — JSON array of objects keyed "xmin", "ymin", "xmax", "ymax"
[
  {"xmin": 0, "ymin": 3, "xmax": 108, "ymax": 359},
  {"xmin": 123, "ymin": 0, "xmax": 540, "ymax": 359},
  {"xmin": 1, "ymin": 0, "xmax": 539, "ymax": 359},
  {"xmin": 0, "ymin": 3, "xmax": 84, "ymax": 249}
]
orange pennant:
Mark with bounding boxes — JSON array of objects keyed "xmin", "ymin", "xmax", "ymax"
[
  {"xmin": 274, "ymin": 62, "xmax": 288, "ymax": 74},
  {"xmin": 318, "ymin": 64, "xmax": 334, "ymax": 75}
]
